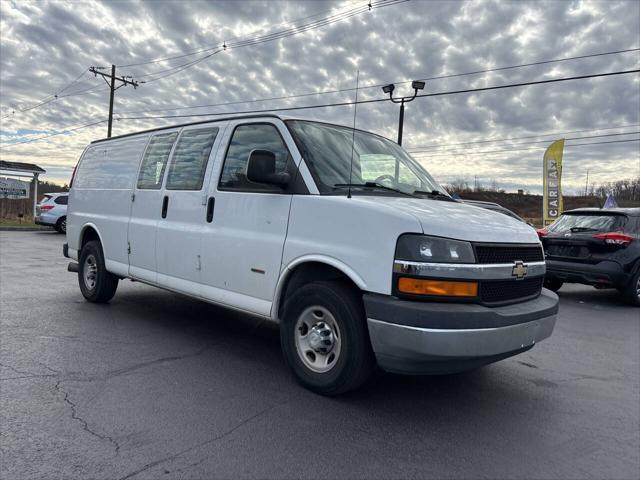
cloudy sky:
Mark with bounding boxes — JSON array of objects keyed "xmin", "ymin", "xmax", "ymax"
[{"xmin": 1, "ymin": 0, "xmax": 639, "ymax": 193}]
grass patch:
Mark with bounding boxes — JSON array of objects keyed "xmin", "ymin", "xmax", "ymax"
[{"xmin": 0, "ymin": 218, "xmax": 48, "ymax": 228}]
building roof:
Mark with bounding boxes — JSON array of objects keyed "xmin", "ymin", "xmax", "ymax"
[{"xmin": 0, "ymin": 160, "xmax": 46, "ymax": 174}]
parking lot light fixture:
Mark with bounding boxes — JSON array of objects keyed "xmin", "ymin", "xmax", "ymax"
[{"xmin": 381, "ymin": 80, "xmax": 426, "ymax": 145}]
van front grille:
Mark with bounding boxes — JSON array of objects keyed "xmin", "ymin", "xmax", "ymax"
[
  {"xmin": 475, "ymin": 245, "xmax": 544, "ymax": 264},
  {"xmin": 480, "ymin": 277, "xmax": 543, "ymax": 304}
]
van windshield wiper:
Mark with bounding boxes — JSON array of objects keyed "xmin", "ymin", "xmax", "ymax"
[
  {"xmin": 412, "ymin": 189, "xmax": 456, "ymax": 202},
  {"xmin": 333, "ymin": 182, "xmax": 416, "ymax": 197}
]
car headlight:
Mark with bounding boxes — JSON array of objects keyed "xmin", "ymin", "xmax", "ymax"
[{"xmin": 395, "ymin": 234, "xmax": 476, "ymax": 263}]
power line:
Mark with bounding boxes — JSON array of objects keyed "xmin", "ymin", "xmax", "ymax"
[
  {"xmin": 408, "ymin": 131, "xmax": 640, "ymax": 154},
  {"xmin": 128, "ymin": 0, "xmax": 406, "ymax": 84},
  {"xmin": 0, "ymin": 120, "xmax": 108, "ymax": 148},
  {"xmin": 116, "ymin": 68, "xmax": 640, "ymax": 121},
  {"xmin": 405, "ymin": 123, "xmax": 640, "ymax": 150},
  {"xmin": 118, "ymin": 0, "xmax": 402, "ymax": 68},
  {"xmin": 6, "ymin": 69, "xmax": 639, "ymax": 148},
  {"xmin": 120, "ymin": 47, "xmax": 640, "ymax": 115},
  {"xmin": 0, "ymin": 1, "xmax": 404, "ymax": 118},
  {"xmin": 0, "ymin": 69, "xmax": 93, "ymax": 119},
  {"xmin": 411, "ymin": 134, "xmax": 640, "ymax": 157}
]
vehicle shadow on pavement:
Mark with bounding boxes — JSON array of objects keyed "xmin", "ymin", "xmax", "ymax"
[{"xmin": 112, "ymin": 285, "xmax": 541, "ymax": 409}]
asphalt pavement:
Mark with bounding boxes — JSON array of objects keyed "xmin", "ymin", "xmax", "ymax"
[{"xmin": 1, "ymin": 231, "xmax": 638, "ymax": 479}]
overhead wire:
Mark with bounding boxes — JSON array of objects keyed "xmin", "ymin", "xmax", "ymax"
[
  {"xmin": 0, "ymin": 120, "xmax": 108, "ymax": 148},
  {"xmin": 411, "ymin": 134, "xmax": 640, "ymax": 158},
  {"xmin": 117, "ymin": 0, "xmax": 401, "ymax": 68},
  {"xmin": 0, "ymin": 69, "xmax": 92, "ymax": 119},
  {"xmin": 408, "ymin": 131, "xmax": 640, "ymax": 154},
  {"xmin": 405, "ymin": 123, "xmax": 640, "ymax": 150},
  {"xmin": 130, "ymin": 0, "xmax": 406, "ymax": 84},
  {"xmin": 116, "ymin": 68, "xmax": 640, "ymax": 121},
  {"xmin": 118, "ymin": 48, "xmax": 640, "ymax": 115}
]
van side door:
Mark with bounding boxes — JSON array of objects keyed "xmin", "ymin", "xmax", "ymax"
[
  {"xmin": 128, "ymin": 131, "xmax": 179, "ymax": 283},
  {"xmin": 199, "ymin": 120, "xmax": 304, "ymax": 316},
  {"xmin": 156, "ymin": 125, "xmax": 223, "ymax": 294}
]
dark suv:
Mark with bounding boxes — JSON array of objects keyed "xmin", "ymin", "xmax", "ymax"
[{"xmin": 538, "ymin": 208, "xmax": 640, "ymax": 306}]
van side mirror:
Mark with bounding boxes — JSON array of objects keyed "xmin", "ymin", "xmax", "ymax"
[{"xmin": 246, "ymin": 150, "xmax": 290, "ymax": 186}]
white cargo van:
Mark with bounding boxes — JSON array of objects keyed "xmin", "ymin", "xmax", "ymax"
[{"xmin": 64, "ymin": 114, "xmax": 558, "ymax": 394}]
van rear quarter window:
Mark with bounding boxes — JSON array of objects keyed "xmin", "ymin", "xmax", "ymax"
[
  {"xmin": 166, "ymin": 127, "xmax": 218, "ymax": 190},
  {"xmin": 137, "ymin": 132, "xmax": 178, "ymax": 189},
  {"xmin": 74, "ymin": 136, "xmax": 149, "ymax": 189}
]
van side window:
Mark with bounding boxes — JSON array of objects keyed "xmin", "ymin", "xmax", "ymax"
[
  {"xmin": 219, "ymin": 124, "xmax": 292, "ymax": 192},
  {"xmin": 166, "ymin": 127, "xmax": 219, "ymax": 190},
  {"xmin": 137, "ymin": 132, "xmax": 178, "ymax": 189}
]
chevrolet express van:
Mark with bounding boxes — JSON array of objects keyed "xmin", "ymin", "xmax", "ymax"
[{"xmin": 64, "ymin": 114, "xmax": 559, "ymax": 394}]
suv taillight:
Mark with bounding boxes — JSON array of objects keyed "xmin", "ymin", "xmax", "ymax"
[
  {"xmin": 536, "ymin": 228, "xmax": 548, "ymax": 238},
  {"xmin": 39, "ymin": 204, "xmax": 55, "ymax": 211},
  {"xmin": 592, "ymin": 232, "xmax": 633, "ymax": 246}
]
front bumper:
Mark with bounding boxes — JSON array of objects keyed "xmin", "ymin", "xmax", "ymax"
[
  {"xmin": 364, "ymin": 289, "xmax": 558, "ymax": 374},
  {"xmin": 546, "ymin": 258, "xmax": 630, "ymax": 288}
]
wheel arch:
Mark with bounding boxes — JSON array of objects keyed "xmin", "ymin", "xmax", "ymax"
[
  {"xmin": 79, "ymin": 223, "xmax": 104, "ymax": 250},
  {"xmin": 273, "ymin": 256, "xmax": 367, "ymax": 322}
]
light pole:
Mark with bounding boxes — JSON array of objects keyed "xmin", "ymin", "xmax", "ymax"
[{"xmin": 382, "ymin": 80, "xmax": 425, "ymax": 145}]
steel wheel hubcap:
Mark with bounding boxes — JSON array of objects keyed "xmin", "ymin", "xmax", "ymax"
[
  {"xmin": 294, "ymin": 306, "xmax": 341, "ymax": 373},
  {"xmin": 83, "ymin": 254, "xmax": 98, "ymax": 290}
]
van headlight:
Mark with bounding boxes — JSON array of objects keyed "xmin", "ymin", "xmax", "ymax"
[{"xmin": 395, "ymin": 234, "xmax": 476, "ymax": 264}]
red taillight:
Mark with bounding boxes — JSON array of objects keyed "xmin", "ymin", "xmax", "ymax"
[
  {"xmin": 536, "ymin": 228, "xmax": 548, "ymax": 238},
  {"xmin": 592, "ymin": 232, "xmax": 633, "ymax": 246},
  {"xmin": 39, "ymin": 204, "xmax": 54, "ymax": 211}
]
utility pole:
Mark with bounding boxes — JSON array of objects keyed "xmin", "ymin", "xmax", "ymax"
[{"xmin": 89, "ymin": 65, "xmax": 139, "ymax": 137}]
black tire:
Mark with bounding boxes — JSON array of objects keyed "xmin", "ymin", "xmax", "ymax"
[
  {"xmin": 544, "ymin": 277, "xmax": 564, "ymax": 292},
  {"xmin": 280, "ymin": 280, "xmax": 375, "ymax": 395},
  {"xmin": 620, "ymin": 269, "xmax": 640, "ymax": 307},
  {"xmin": 55, "ymin": 216, "xmax": 66, "ymax": 234},
  {"xmin": 78, "ymin": 240, "xmax": 118, "ymax": 303}
]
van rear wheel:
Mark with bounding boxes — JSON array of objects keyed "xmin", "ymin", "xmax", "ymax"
[
  {"xmin": 78, "ymin": 240, "xmax": 118, "ymax": 303},
  {"xmin": 280, "ymin": 280, "xmax": 374, "ymax": 395}
]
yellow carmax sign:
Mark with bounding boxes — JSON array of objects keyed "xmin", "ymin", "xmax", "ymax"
[{"xmin": 543, "ymin": 139, "xmax": 565, "ymax": 226}]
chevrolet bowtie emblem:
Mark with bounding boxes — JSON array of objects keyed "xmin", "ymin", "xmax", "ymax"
[{"xmin": 512, "ymin": 260, "xmax": 528, "ymax": 280}]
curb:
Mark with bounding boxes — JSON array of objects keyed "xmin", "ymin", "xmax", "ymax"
[{"xmin": 0, "ymin": 227, "xmax": 54, "ymax": 232}]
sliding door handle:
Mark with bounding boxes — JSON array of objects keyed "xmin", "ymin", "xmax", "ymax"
[
  {"xmin": 161, "ymin": 195, "xmax": 169, "ymax": 218},
  {"xmin": 206, "ymin": 197, "xmax": 215, "ymax": 223}
]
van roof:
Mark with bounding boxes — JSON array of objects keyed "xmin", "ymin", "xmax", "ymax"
[
  {"xmin": 90, "ymin": 113, "xmax": 289, "ymax": 144},
  {"xmin": 89, "ymin": 114, "xmax": 380, "ymax": 145}
]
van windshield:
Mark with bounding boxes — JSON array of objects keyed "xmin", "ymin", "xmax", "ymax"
[{"xmin": 287, "ymin": 120, "xmax": 446, "ymax": 196}]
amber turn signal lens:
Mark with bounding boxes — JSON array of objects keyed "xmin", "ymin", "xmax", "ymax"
[{"xmin": 398, "ymin": 278, "xmax": 478, "ymax": 297}]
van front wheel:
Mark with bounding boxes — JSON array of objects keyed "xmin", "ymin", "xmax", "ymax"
[
  {"xmin": 280, "ymin": 280, "xmax": 374, "ymax": 395},
  {"xmin": 78, "ymin": 240, "xmax": 118, "ymax": 303}
]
